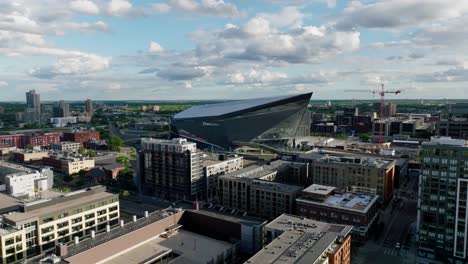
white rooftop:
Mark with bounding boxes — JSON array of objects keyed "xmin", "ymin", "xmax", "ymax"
[
  {"xmin": 425, "ymin": 136, "xmax": 466, "ymax": 147},
  {"xmin": 303, "ymin": 184, "xmax": 336, "ymax": 196}
]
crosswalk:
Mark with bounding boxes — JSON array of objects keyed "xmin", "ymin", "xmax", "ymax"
[{"xmin": 383, "ymin": 248, "xmax": 400, "ymax": 256}]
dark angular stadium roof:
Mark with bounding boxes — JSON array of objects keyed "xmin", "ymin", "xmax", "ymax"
[{"xmin": 173, "ymin": 93, "xmax": 311, "ymax": 119}]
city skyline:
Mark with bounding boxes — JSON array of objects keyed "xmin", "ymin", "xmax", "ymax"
[{"xmin": 1, "ymin": 1, "xmax": 468, "ymax": 101}]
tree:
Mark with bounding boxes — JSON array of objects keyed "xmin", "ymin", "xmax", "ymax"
[
  {"xmin": 78, "ymin": 146, "xmax": 87, "ymax": 155},
  {"xmin": 360, "ymin": 133, "xmax": 370, "ymax": 142},
  {"xmin": 109, "ymin": 136, "xmax": 124, "ymax": 151},
  {"xmin": 24, "ymin": 144, "xmax": 33, "ymax": 150},
  {"xmin": 87, "ymin": 149, "xmax": 96, "ymax": 157},
  {"xmin": 116, "ymin": 156, "xmax": 130, "ymax": 167},
  {"xmin": 121, "ymin": 190, "xmax": 130, "ymax": 197}
]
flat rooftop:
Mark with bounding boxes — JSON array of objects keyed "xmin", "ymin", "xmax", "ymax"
[
  {"xmin": 247, "ymin": 214, "xmax": 352, "ymax": 264},
  {"xmin": 303, "ymin": 184, "xmax": 336, "ymax": 196},
  {"xmin": 4, "ymin": 191, "xmax": 115, "ymax": 224},
  {"xmin": 202, "ymin": 153, "xmax": 242, "ymax": 167},
  {"xmin": 104, "ymin": 230, "xmax": 234, "ymax": 264},
  {"xmin": 297, "ymin": 192, "xmax": 379, "ymax": 213},
  {"xmin": 0, "ymin": 193, "xmax": 21, "ymax": 213},
  {"xmin": 317, "ymin": 155, "xmax": 394, "ymax": 169},
  {"xmin": 195, "ymin": 207, "xmax": 267, "ymax": 227},
  {"xmin": 251, "ymin": 180, "xmax": 303, "ymax": 193}
]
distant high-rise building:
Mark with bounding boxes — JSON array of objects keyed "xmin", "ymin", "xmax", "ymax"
[
  {"xmin": 85, "ymin": 99, "xmax": 94, "ymax": 117},
  {"xmin": 25, "ymin": 90, "xmax": 41, "ymax": 123},
  {"xmin": 138, "ymin": 138, "xmax": 204, "ymax": 201},
  {"xmin": 386, "ymin": 103, "xmax": 397, "ymax": 117},
  {"xmin": 437, "ymin": 103, "xmax": 468, "ymax": 140},
  {"xmin": 418, "ymin": 136, "xmax": 468, "ymax": 261},
  {"xmin": 53, "ymin": 100, "xmax": 70, "ymax": 117}
]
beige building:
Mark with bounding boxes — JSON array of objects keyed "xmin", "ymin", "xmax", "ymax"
[
  {"xmin": 0, "ymin": 186, "xmax": 119, "ymax": 264},
  {"xmin": 50, "ymin": 142, "xmax": 81, "ymax": 152},
  {"xmin": 43, "ymin": 154, "xmax": 95, "ymax": 175},
  {"xmin": 12, "ymin": 150, "xmax": 49, "ymax": 162},
  {"xmin": 299, "ymin": 153, "xmax": 396, "ymax": 203},
  {"xmin": 204, "ymin": 154, "xmax": 243, "ymax": 202},
  {"xmin": 219, "ymin": 166, "xmax": 303, "ymax": 220}
]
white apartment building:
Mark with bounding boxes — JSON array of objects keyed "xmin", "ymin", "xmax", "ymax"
[{"xmin": 50, "ymin": 117, "xmax": 77, "ymax": 128}]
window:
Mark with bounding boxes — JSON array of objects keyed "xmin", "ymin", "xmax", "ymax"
[
  {"xmin": 85, "ymin": 213, "xmax": 95, "ymax": 220},
  {"xmin": 57, "ymin": 221, "xmax": 69, "ymax": 229},
  {"xmin": 72, "ymin": 217, "xmax": 82, "ymax": 224},
  {"xmin": 43, "ymin": 216, "xmax": 54, "ymax": 223},
  {"xmin": 41, "ymin": 226, "xmax": 54, "ymax": 234}
]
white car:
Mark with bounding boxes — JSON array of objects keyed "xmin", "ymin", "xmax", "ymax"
[{"xmin": 395, "ymin": 243, "xmax": 401, "ymax": 249}]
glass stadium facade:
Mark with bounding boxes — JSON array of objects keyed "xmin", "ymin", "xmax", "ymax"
[{"xmin": 170, "ymin": 92, "xmax": 312, "ymax": 150}]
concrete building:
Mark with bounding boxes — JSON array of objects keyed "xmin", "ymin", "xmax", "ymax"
[
  {"xmin": 296, "ymin": 184, "xmax": 379, "ymax": 238},
  {"xmin": 246, "ymin": 213, "xmax": 352, "ymax": 264},
  {"xmin": 203, "ymin": 153, "xmax": 244, "ymax": 202},
  {"xmin": 12, "ymin": 149, "xmax": 49, "ymax": 162},
  {"xmin": 138, "ymin": 138, "xmax": 204, "ymax": 201},
  {"xmin": 53, "ymin": 100, "xmax": 70, "ymax": 118},
  {"xmin": 311, "ymin": 122, "xmax": 337, "ymax": 134},
  {"xmin": 437, "ymin": 103, "xmax": 468, "ymax": 139},
  {"xmin": 0, "ymin": 133, "xmax": 60, "ymax": 148},
  {"xmin": 25, "ymin": 90, "xmax": 41, "ymax": 124},
  {"xmin": 62, "ymin": 131, "xmax": 100, "ymax": 144},
  {"xmin": 43, "ymin": 154, "xmax": 95, "ymax": 175},
  {"xmin": 50, "ymin": 117, "xmax": 77, "ymax": 128},
  {"xmin": 85, "ymin": 99, "xmax": 94, "ymax": 117},
  {"xmin": 218, "ymin": 165, "xmax": 303, "ymax": 220},
  {"xmin": 302, "ymin": 153, "xmax": 396, "ymax": 203},
  {"xmin": 0, "ymin": 186, "xmax": 119, "ymax": 264},
  {"xmin": 50, "ymin": 142, "xmax": 81, "ymax": 153},
  {"xmin": 0, "ymin": 162, "xmax": 53, "ymax": 198},
  {"xmin": 417, "ymin": 136, "xmax": 468, "ymax": 262}
]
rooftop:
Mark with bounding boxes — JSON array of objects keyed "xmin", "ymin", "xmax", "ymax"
[
  {"xmin": 297, "ymin": 190, "xmax": 379, "ymax": 214},
  {"xmin": 317, "ymin": 155, "xmax": 394, "ymax": 169},
  {"xmin": 174, "ymin": 93, "xmax": 312, "ymax": 119},
  {"xmin": 423, "ymin": 136, "xmax": 466, "ymax": 147},
  {"xmin": 4, "ymin": 188, "xmax": 115, "ymax": 224},
  {"xmin": 247, "ymin": 214, "xmax": 352, "ymax": 264},
  {"xmin": 0, "ymin": 193, "xmax": 21, "ymax": 214},
  {"xmin": 202, "ymin": 153, "xmax": 242, "ymax": 167},
  {"xmin": 251, "ymin": 180, "xmax": 303, "ymax": 193},
  {"xmin": 302, "ymin": 184, "xmax": 336, "ymax": 196}
]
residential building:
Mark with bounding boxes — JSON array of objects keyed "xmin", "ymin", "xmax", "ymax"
[
  {"xmin": 0, "ymin": 186, "xmax": 119, "ymax": 264},
  {"xmin": 62, "ymin": 131, "xmax": 100, "ymax": 144},
  {"xmin": 0, "ymin": 133, "xmax": 60, "ymax": 148},
  {"xmin": 203, "ymin": 153, "xmax": 243, "ymax": 202},
  {"xmin": 138, "ymin": 138, "xmax": 204, "ymax": 201},
  {"xmin": 246, "ymin": 213, "xmax": 352, "ymax": 264},
  {"xmin": 218, "ymin": 165, "xmax": 303, "ymax": 220},
  {"xmin": 53, "ymin": 100, "xmax": 70, "ymax": 118},
  {"xmin": 301, "ymin": 153, "xmax": 396, "ymax": 203},
  {"xmin": 85, "ymin": 99, "xmax": 94, "ymax": 117},
  {"xmin": 262, "ymin": 160, "xmax": 310, "ymax": 186},
  {"xmin": 50, "ymin": 117, "xmax": 77, "ymax": 128},
  {"xmin": 50, "ymin": 142, "xmax": 81, "ymax": 153},
  {"xmin": 296, "ymin": 184, "xmax": 379, "ymax": 238},
  {"xmin": 43, "ymin": 154, "xmax": 95, "ymax": 175},
  {"xmin": 417, "ymin": 136, "xmax": 468, "ymax": 262},
  {"xmin": 437, "ymin": 103, "xmax": 468, "ymax": 139}
]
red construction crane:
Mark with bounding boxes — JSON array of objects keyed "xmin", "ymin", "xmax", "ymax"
[{"xmin": 345, "ymin": 84, "xmax": 401, "ymax": 144}]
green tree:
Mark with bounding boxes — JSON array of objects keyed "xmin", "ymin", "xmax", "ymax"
[
  {"xmin": 87, "ymin": 149, "xmax": 97, "ymax": 157},
  {"xmin": 78, "ymin": 146, "xmax": 87, "ymax": 155},
  {"xmin": 116, "ymin": 156, "xmax": 130, "ymax": 167},
  {"xmin": 109, "ymin": 136, "xmax": 124, "ymax": 151},
  {"xmin": 121, "ymin": 190, "xmax": 130, "ymax": 197},
  {"xmin": 360, "ymin": 133, "xmax": 370, "ymax": 142}
]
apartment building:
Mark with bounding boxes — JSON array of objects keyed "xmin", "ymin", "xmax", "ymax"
[
  {"xmin": 418, "ymin": 136, "xmax": 468, "ymax": 262},
  {"xmin": 50, "ymin": 142, "xmax": 81, "ymax": 153},
  {"xmin": 43, "ymin": 154, "xmax": 95, "ymax": 175},
  {"xmin": 305, "ymin": 154, "xmax": 395, "ymax": 203},
  {"xmin": 246, "ymin": 214, "xmax": 352, "ymax": 264},
  {"xmin": 0, "ymin": 133, "xmax": 60, "ymax": 149},
  {"xmin": 0, "ymin": 186, "xmax": 119, "ymax": 264},
  {"xmin": 218, "ymin": 166, "xmax": 303, "ymax": 220},
  {"xmin": 296, "ymin": 184, "xmax": 379, "ymax": 238},
  {"xmin": 203, "ymin": 153, "xmax": 243, "ymax": 202},
  {"xmin": 138, "ymin": 138, "xmax": 204, "ymax": 201},
  {"xmin": 62, "ymin": 131, "xmax": 100, "ymax": 144}
]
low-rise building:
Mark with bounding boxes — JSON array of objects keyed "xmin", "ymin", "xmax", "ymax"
[
  {"xmin": 43, "ymin": 154, "xmax": 95, "ymax": 175},
  {"xmin": 50, "ymin": 117, "xmax": 77, "ymax": 128},
  {"xmin": 246, "ymin": 213, "xmax": 352, "ymax": 264},
  {"xmin": 12, "ymin": 149, "xmax": 49, "ymax": 162},
  {"xmin": 296, "ymin": 184, "xmax": 379, "ymax": 238},
  {"xmin": 0, "ymin": 186, "xmax": 119, "ymax": 264},
  {"xmin": 50, "ymin": 142, "xmax": 81, "ymax": 153},
  {"xmin": 219, "ymin": 166, "xmax": 303, "ymax": 220},
  {"xmin": 0, "ymin": 133, "xmax": 60, "ymax": 148},
  {"xmin": 0, "ymin": 161, "xmax": 53, "ymax": 198},
  {"xmin": 62, "ymin": 131, "xmax": 100, "ymax": 144}
]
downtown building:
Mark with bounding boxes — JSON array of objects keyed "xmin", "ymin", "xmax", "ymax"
[
  {"xmin": 0, "ymin": 186, "xmax": 119, "ymax": 264},
  {"xmin": 418, "ymin": 136, "xmax": 468, "ymax": 262},
  {"xmin": 62, "ymin": 131, "xmax": 100, "ymax": 144},
  {"xmin": 0, "ymin": 133, "xmax": 60, "ymax": 149},
  {"xmin": 171, "ymin": 92, "xmax": 312, "ymax": 150},
  {"xmin": 138, "ymin": 138, "xmax": 204, "ymax": 201}
]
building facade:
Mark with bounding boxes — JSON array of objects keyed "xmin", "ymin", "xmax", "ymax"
[
  {"xmin": 43, "ymin": 155, "xmax": 95, "ymax": 175},
  {"xmin": 50, "ymin": 142, "xmax": 81, "ymax": 152},
  {"xmin": 204, "ymin": 154, "xmax": 243, "ymax": 202},
  {"xmin": 0, "ymin": 186, "xmax": 119, "ymax": 264},
  {"xmin": 62, "ymin": 131, "xmax": 100, "ymax": 144},
  {"xmin": 0, "ymin": 133, "xmax": 60, "ymax": 149},
  {"xmin": 296, "ymin": 184, "xmax": 379, "ymax": 238},
  {"xmin": 418, "ymin": 136, "xmax": 468, "ymax": 262},
  {"xmin": 5, "ymin": 167, "xmax": 53, "ymax": 198},
  {"xmin": 138, "ymin": 138, "xmax": 204, "ymax": 201}
]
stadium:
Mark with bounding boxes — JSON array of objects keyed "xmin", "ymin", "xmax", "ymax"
[{"xmin": 170, "ymin": 92, "xmax": 312, "ymax": 150}]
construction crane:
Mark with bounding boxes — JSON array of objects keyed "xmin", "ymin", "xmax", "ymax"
[{"xmin": 345, "ymin": 84, "xmax": 402, "ymax": 144}]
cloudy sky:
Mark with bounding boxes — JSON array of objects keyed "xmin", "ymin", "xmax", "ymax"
[{"xmin": 1, "ymin": 0, "xmax": 468, "ymax": 101}]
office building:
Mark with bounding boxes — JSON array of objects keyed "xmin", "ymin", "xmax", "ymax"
[
  {"xmin": 25, "ymin": 90, "xmax": 41, "ymax": 124},
  {"xmin": 218, "ymin": 165, "xmax": 303, "ymax": 220},
  {"xmin": 43, "ymin": 154, "xmax": 95, "ymax": 175},
  {"xmin": 0, "ymin": 186, "xmax": 119, "ymax": 264},
  {"xmin": 50, "ymin": 142, "xmax": 81, "ymax": 153},
  {"xmin": 12, "ymin": 149, "xmax": 49, "ymax": 163},
  {"xmin": 138, "ymin": 138, "xmax": 204, "ymax": 201},
  {"xmin": 85, "ymin": 99, "xmax": 94, "ymax": 117},
  {"xmin": 300, "ymin": 153, "xmax": 396, "ymax": 203},
  {"xmin": 246, "ymin": 213, "xmax": 352, "ymax": 264},
  {"xmin": 62, "ymin": 131, "xmax": 100, "ymax": 144},
  {"xmin": 0, "ymin": 133, "xmax": 60, "ymax": 149},
  {"xmin": 53, "ymin": 100, "xmax": 70, "ymax": 118},
  {"xmin": 417, "ymin": 136, "xmax": 468, "ymax": 262},
  {"xmin": 171, "ymin": 92, "xmax": 313, "ymax": 150},
  {"xmin": 50, "ymin": 117, "xmax": 77, "ymax": 128},
  {"xmin": 437, "ymin": 103, "xmax": 468, "ymax": 139},
  {"xmin": 296, "ymin": 184, "xmax": 379, "ymax": 238},
  {"xmin": 204, "ymin": 153, "xmax": 244, "ymax": 202}
]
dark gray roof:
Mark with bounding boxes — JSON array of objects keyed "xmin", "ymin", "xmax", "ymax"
[{"xmin": 173, "ymin": 93, "xmax": 309, "ymax": 119}]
